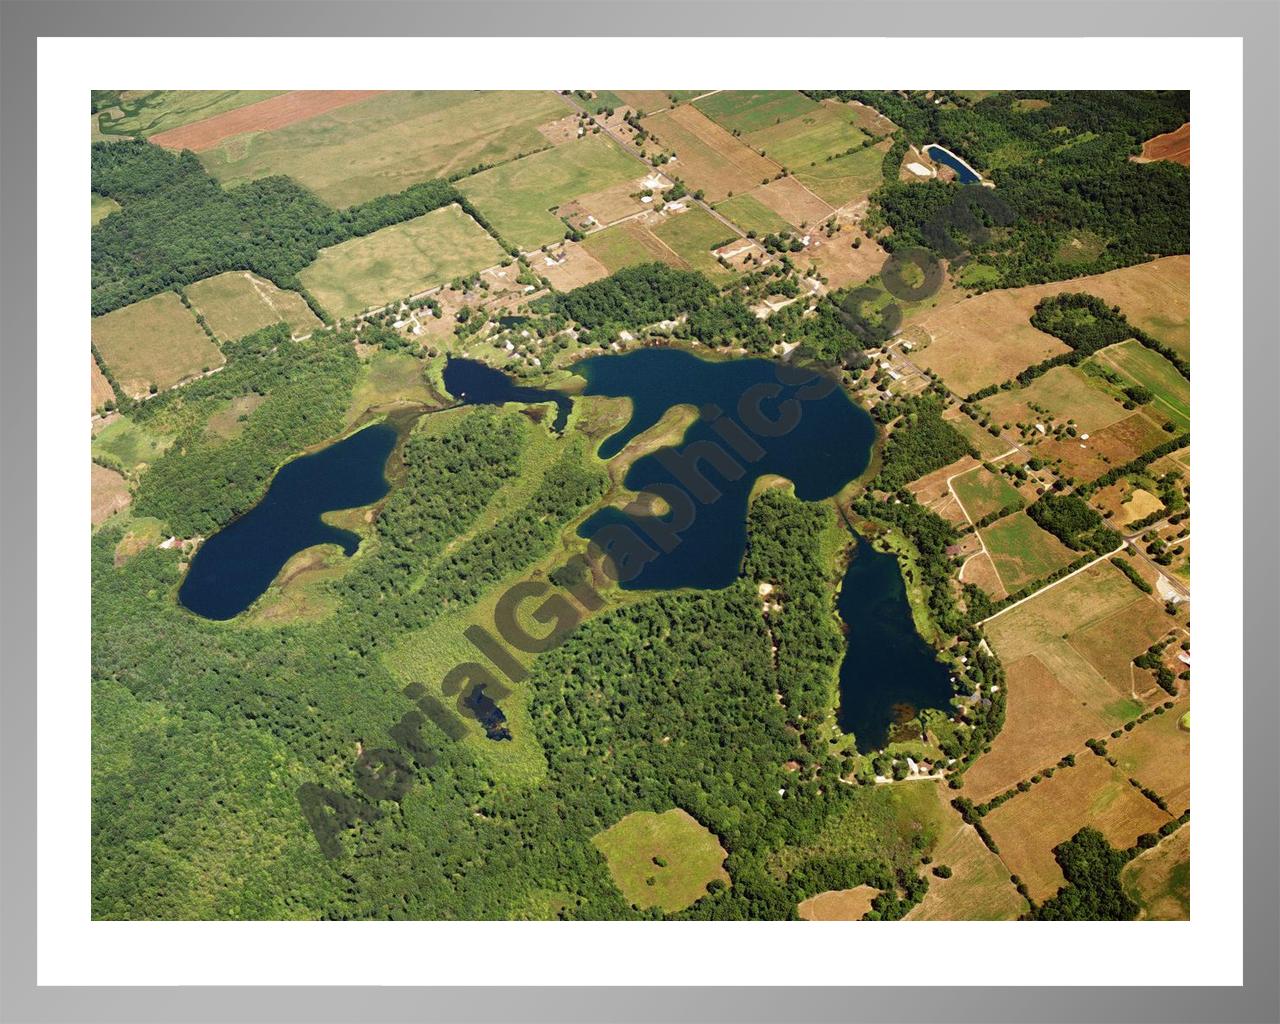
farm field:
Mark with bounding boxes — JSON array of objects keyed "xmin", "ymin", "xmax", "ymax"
[
  {"xmin": 714, "ymin": 193, "xmax": 791, "ymax": 236},
  {"xmin": 976, "ymin": 364, "xmax": 1130, "ymax": 436},
  {"xmin": 912, "ymin": 258, "xmax": 1190, "ymax": 393},
  {"xmin": 562, "ymin": 177, "xmax": 652, "ymax": 227},
  {"xmin": 906, "ymin": 455, "xmax": 980, "ymax": 526},
  {"xmin": 694, "ymin": 91, "xmax": 819, "ymax": 135},
  {"xmin": 537, "ymin": 242, "xmax": 611, "ymax": 291},
  {"xmin": 458, "ymin": 134, "xmax": 639, "ymax": 250},
  {"xmin": 91, "ymin": 192, "xmax": 120, "ymax": 225},
  {"xmin": 1037, "ymin": 411, "xmax": 1171, "ymax": 486},
  {"xmin": 792, "ymin": 142, "xmax": 888, "ymax": 208},
  {"xmin": 1089, "ymin": 340, "xmax": 1190, "ymax": 431},
  {"xmin": 592, "ymin": 809, "xmax": 730, "ymax": 914},
  {"xmin": 641, "ymin": 105, "xmax": 779, "ymax": 203},
  {"xmin": 964, "ymin": 561, "xmax": 1170, "ymax": 801},
  {"xmin": 951, "ymin": 466, "xmax": 1024, "ymax": 523},
  {"xmin": 299, "ymin": 205, "xmax": 505, "ymax": 319},
  {"xmin": 200, "ymin": 90, "xmax": 567, "ymax": 208},
  {"xmin": 185, "ymin": 272, "xmax": 321, "ymax": 342},
  {"xmin": 797, "ymin": 885, "xmax": 879, "ymax": 921},
  {"xmin": 1109, "ymin": 697, "xmax": 1191, "ymax": 815},
  {"xmin": 90, "ymin": 354, "xmax": 115, "ymax": 413},
  {"xmin": 746, "ymin": 176, "xmax": 835, "ymax": 229},
  {"xmin": 945, "ymin": 408, "xmax": 1013, "ymax": 460},
  {"xmin": 91, "ymin": 292, "xmax": 223, "ymax": 398},
  {"xmin": 94, "ymin": 90, "xmax": 283, "ymax": 139},
  {"xmin": 1121, "ymin": 825, "xmax": 1190, "ymax": 919},
  {"xmin": 582, "ymin": 220, "xmax": 685, "ymax": 274},
  {"xmin": 905, "ymin": 787, "xmax": 1028, "ymax": 921},
  {"xmin": 651, "ymin": 207, "xmax": 737, "ymax": 280},
  {"xmin": 744, "ymin": 104, "xmax": 871, "ymax": 169},
  {"xmin": 91, "ymin": 464, "xmax": 131, "ymax": 526},
  {"xmin": 979, "ymin": 512, "xmax": 1078, "ymax": 593},
  {"xmin": 150, "ymin": 91, "xmax": 382, "ymax": 152},
  {"xmin": 612, "ymin": 90, "xmax": 706, "ymax": 114},
  {"xmin": 982, "ymin": 756, "xmax": 1173, "ymax": 902}
]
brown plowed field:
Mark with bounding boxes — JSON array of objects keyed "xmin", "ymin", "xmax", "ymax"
[
  {"xmin": 150, "ymin": 91, "xmax": 382, "ymax": 152},
  {"xmin": 1133, "ymin": 123, "xmax": 1190, "ymax": 167}
]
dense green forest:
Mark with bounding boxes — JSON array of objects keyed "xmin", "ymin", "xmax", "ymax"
[
  {"xmin": 91, "ymin": 142, "xmax": 499, "ymax": 316},
  {"xmin": 805, "ymin": 91, "xmax": 1190, "ymax": 290}
]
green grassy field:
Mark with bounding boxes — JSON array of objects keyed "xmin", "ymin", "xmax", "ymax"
[
  {"xmin": 201, "ymin": 90, "xmax": 566, "ymax": 208},
  {"xmin": 980, "ymin": 512, "xmax": 1079, "ymax": 592},
  {"xmin": 92, "ymin": 416, "xmax": 174, "ymax": 475},
  {"xmin": 951, "ymin": 466, "xmax": 1024, "ymax": 523},
  {"xmin": 185, "ymin": 272, "xmax": 320, "ymax": 342},
  {"xmin": 345, "ymin": 351, "xmax": 439, "ymax": 423},
  {"xmin": 1091, "ymin": 340, "xmax": 1190, "ymax": 431},
  {"xmin": 714, "ymin": 193, "xmax": 791, "ymax": 236},
  {"xmin": 651, "ymin": 208, "xmax": 736, "ymax": 280},
  {"xmin": 591, "ymin": 809, "xmax": 730, "ymax": 913},
  {"xmin": 745, "ymin": 105, "xmax": 870, "ymax": 169},
  {"xmin": 299, "ymin": 204, "xmax": 505, "ymax": 319},
  {"xmin": 91, "ymin": 292, "xmax": 224, "ymax": 398},
  {"xmin": 94, "ymin": 90, "xmax": 282, "ymax": 138},
  {"xmin": 792, "ymin": 145, "xmax": 885, "ymax": 206},
  {"xmin": 694, "ymin": 90, "xmax": 818, "ymax": 134},
  {"xmin": 458, "ymin": 134, "xmax": 639, "ymax": 250},
  {"xmin": 582, "ymin": 221, "xmax": 682, "ymax": 273},
  {"xmin": 91, "ymin": 192, "xmax": 121, "ymax": 226}
]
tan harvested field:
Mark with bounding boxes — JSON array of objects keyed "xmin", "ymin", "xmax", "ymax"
[
  {"xmin": 186, "ymin": 272, "xmax": 321, "ymax": 342},
  {"xmin": 1110, "ymin": 698, "xmax": 1191, "ymax": 815},
  {"xmin": 802, "ymin": 226, "xmax": 890, "ymax": 289},
  {"xmin": 150, "ymin": 91, "xmax": 382, "ymax": 152},
  {"xmin": 905, "ymin": 455, "xmax": 979, "ymax": 525},
  {"xmin": 1093, "ymin": 482, "xmax": 1165, "ymax": 526},
  {"xmin": 564, "ymin": 178, "xmax": 651, "ymax": 226},
  {"xmin": 90, "ymin": 354, "xmax": 115, "ymax": 413},
  {"xmin": 1133, "ymin": 122, "xmax": 1190, "ymax": 167},
  {"xmin": 961, "ymin": 551, "xmax": 1009, "ymax": 601},
  {"xmin": 299, "ymin": 205, "xmax": 505, "ymax": 319},
  {"xmin": 905, "ymin": 788, "xmax": 1027, "ymax": 921},
  {"xmin": 641, "ymin": 105, "xmax": 779, "ymax": 202},
  {"xmin": 614, "ymin": 91, "xmax": 676, "ymax": 115},
  {"xmin": 944, "ymin": 407, "xmax": 1012, "ymax": 460},
  {"xmin": 1037, "ymin": 412, "xmax": 1170, "ymax": 486},
  {"xmin": 797, "ymin": 885, "xmax": 879, "ymax": 921},
  {"xmin": 91, "ymin": 464, "xmax": 131, "ymax": 526},
  {"xmin": 1068, "ymin": 598, "xmax": 1175, "ymax": 697},
  {"xmin": 202, "ymin": 91, "xmax": 567, "ymax": 208},
  {"xmin": 92, "ymin": 292, "xmax": 224, "ymax": 398},
  {"xmin": 538, "ymin": 243, "xmax": 611, "ymax": 291},
  {"xmin": 964, "ymin": 561, "xmax": 1165, "ymax": 801},
  {"xmin": 749, "ymin": 176, "xmax": 834, "ymax": 228},
  {"xmin": 983, "ymin": 756, "xmax": 1173, "ymax": 902},
  {"xmin": 536, "ymin": 113, "xmax": 583, "ymax": 145},
  {"xmin": 1121, "ymin": 825, "xmax": 1190, "ymax": 920},
  {"xmin": 913, "ymin": 258, "xmax": 1190, "ymax": 393},
  {"xmin": 977, "ymin": 365, "xmax": 1130, "ymax": 436}
]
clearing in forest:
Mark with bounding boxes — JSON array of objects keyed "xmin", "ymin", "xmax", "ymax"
[
  {"xmin": 299, "ymin": 205, "xmax": 505, "ymax": 319},
  {"xmin": 185, "ymin": 272, "xmax": 321, "ymax": 342},
  {"xmin": 91, "ymin": 292, "xmax": 223, "ymax": 398},
  {"xmin": 91, "ymin": 464, "xmax": 131, "ymax": 526},
  {"xmin": 797, "ymin": 885, "xmax": 880, "ymax": 921},
  {"xmin": 1132, "ymin": 122, "xmax": 1190, "ymax": 167},
  {"xmin": 592, "ymin": 809, "xmax": 730, "ymax": 913}
]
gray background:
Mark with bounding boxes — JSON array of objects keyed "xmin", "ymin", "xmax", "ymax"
[{"xmin": 1, "ymin": 2, "xmax": 1276, "ymax": 1021}]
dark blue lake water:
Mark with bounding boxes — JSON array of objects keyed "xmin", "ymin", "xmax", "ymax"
[
  {"xmin": 444, "ymin": 356, "xmax": 572, "ymax": 432},
  {"xmin": 924, "ymin": 144, "xmax": 981, "ymax": 184},
  {"xmin": 835, "ymin": 533, "xmax": 954, "ymax": 752},
  {"xmin": 574, "ymin": 348, "xmax": 874, "ymax": 590},
  {"xmin": 177, "ymin": 422, "xmax": 398, "ymax": 621}
]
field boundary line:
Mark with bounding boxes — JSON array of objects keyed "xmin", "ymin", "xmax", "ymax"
[{"xmin": 978, "ymin": 544, "xmax": 1126, "ymax": 626}]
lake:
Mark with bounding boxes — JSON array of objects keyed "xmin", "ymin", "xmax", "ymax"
[
  {"xmin": 924, "ymin": 144, "xmax": 982, "ymax": 185},
  {"xmin": 443, "ymin": 355, "xmax": 572, "ymax": 432},
  {"xmin": 177, "ymin": 422, "xmax": 398, "ymax": 621},
  {"xmin": 574, "ymin": 348, "xmax": 875, "ymax": 589},
  {"xmin": 834, "ymin": 532, "xmax": 954, "ymax": 752}
]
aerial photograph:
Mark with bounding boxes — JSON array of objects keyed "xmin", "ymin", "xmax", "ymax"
[{"xmin": 89, "ymin": 88, "xmax": 1191, "ymax": 922}]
